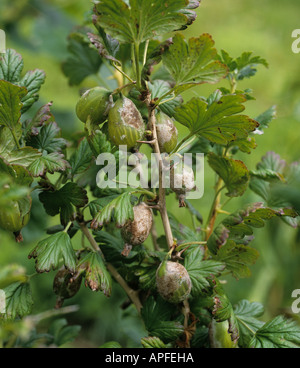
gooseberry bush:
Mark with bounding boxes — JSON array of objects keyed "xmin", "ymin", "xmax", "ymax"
[{"xmin": 1, "ymin": 0, "xmax": 300, "ymax": 348}]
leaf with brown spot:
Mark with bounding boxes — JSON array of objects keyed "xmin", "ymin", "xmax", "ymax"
[
  {"xmin": 208, "ymin": 202, "xmax": 298, "ymax": 254},
  {"xmin": 76, "ymin": 251, "xmax": 112, "ymax": 296},
  {"xmin": 213, "ymin": 240, "xmax": 259, "ymax": 279}
]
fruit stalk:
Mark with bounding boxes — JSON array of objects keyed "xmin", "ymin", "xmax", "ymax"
[{"xmin": 205, "ymin": 176, "xmax": 224, "ymax": 241}]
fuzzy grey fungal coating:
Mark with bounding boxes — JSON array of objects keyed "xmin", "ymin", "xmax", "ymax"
[
  {"xmin": 156, "ymin": 261, "xmax": 192, "ymax": 304},
  {"xmin": 170, "ymin": 165, "xmax": 195, "ymax": 195},
  {"xmin": 121, "ymin": 202, "xmax": 153, "ymax": 245},
  {"xmin": 108, "ymin": 96, "xmax": 145, "ymax": 149},
  {"xmin": 156, "ymin": 113, "xmax": 178, "ymax": 153},
  {"xmin": 119, "ymin": 97, "xmax": 143, "ymax": 130}
]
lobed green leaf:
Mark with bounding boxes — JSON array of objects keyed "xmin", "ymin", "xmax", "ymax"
[
  {"xmin": 93, "ymin": 0, "xmax": 191, "ymax": 44},
  {"xmin": 39, "ymin": 182, "xmax": 88, "ymax": 225},
  {"xmin": 2, "ymin": 281, "xmax": 33, "ymax": 320},
  {"xmin": 28, "ymin": 231, "xmax": 77, "ymax": 273},
  {"xmin": 208, "ymin": 153, "xmax": 250, "ymax": 197},
  {"xmin": 162, "ymin": 33, "xmax": 228, "ymax": 91},
  {"xmin": 174, "ymin": 94, "xmax": 258, "ymax": 145}
]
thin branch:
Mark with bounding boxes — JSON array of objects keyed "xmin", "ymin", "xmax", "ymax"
[
  {"xmin": 171, "ymin": 132, "xmax": 194, "ymax": 155},
  {"xmin": 111, "ymin": 81, "xmax": 136, "ymax": 95},
  {"xmin": 79, "ymin": 222, "xmax": 142, "ymax": 314},
  {"xmin": 79, "ymin": 222, "xmax": 104, "ymax": 257},
  {"xmin": 137, "ymin": 139, "xmax": 157, "ymax": 145},
  {"xmin": 134, "ymin": 41, "xmax": 141, "ymax": 90},
  {"xmin": 175, "ymin": 241, "xmax": 207, "ymax": 252},
  {"xmin": 153, "ymin": 86, "xmax": 176, "ymax": 107},
  {"xmin": 28, "ymin": 305, "xmax": 80, "ymax": 325},
  {"xmin": 106, "ymin": 263, "xmax": 142, "ymax": 314},
  {"xmin": 183, "ymin": 299, "xmax": 191, "ymax": 348},
  {"xmin": 63, "ymin": 221, "xmax": 73, "ymax": 233},
  {"xmin": 174, "ymin": 135, "xmax": 197, "ymax": 154},
  {"xmin": 112, "ymin": 62, "xmax": 135, "ymax": 84}
]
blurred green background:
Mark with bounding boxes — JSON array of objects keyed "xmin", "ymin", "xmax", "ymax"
[{"xmin": 1, "ymin": 0, "xmax": 300, "ymax": 347}]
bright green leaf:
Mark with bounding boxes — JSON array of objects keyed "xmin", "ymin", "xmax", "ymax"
[
  {"xmin": 254, "ymin": 105, "xmax": 277, "ymax": 135},
  {"xmin": 233, "ymin": 300, "xmax": 264, "ymax": 348},
  {"xmin": 229, "ymin": 136, "xmax": 257, "ymax": 154},
  {"xmin": 0, "ymin": 80, "xmax": 27, "ymax": 132},
  {"xmin": 28, "ymin": 231, "xmax": 77, "ymax": 273},
  {"xmin": 141, "ymin": 296, "xmax": 184, "ymax": 343},
  {"xmin": 219, "ymin": 50, "xmax": 268, "ymax": 81},
  {"xmin": 28, "ymin": 152, "xmax": 69, "ymax": 177},
  {"xmin": 174, "ymin": 94, "xmax": 259, "ymax": 145},
  {"xmin": 87, "ymin": 129, "xmax": 113, "ymax": 157},
  {"xmin": 93, "ymin": 0, "xmax": 190, "ymax": 44},
  {"xmin": 69, "ymin": 138, "xmax": 93, "ymax": 178},
  {"xmin": 184, "ymin": 247, "xmax": 225, "ymax": 295},
  {"xmin": 213, "ymin": 240, "xmax": 259, "ymax": 279},
  {"xmin": 27, "ymin": 122, "xmax": 67, "ymax": 154},
  {"xmin": 249, "ymin": 316, "xmax": 300, "ymax": 348},
  {"xmin": 0, "ymin": 126, "xmax": 20, "ymax": 155},
  {"xmin": 89, "ymin": 195, "xmax": 121, "ymax": 218},
  {"xmin": 19, "ymin": 69, "xmax": 46, "ymax": 113},
  {"xmin": 2, "ymin": 147, "xmax": 42, "ymax": 167},
  {"xmin": 141, "ymin": 336, "xmax": 166, "ymax": 348},
  {"xmin": 92, "ymin": 191, "xmax": 134, "ymax": 228},
  {"xmin": 162, "ymin": 34, "xmax": 228, "ymax": 91},
  {"xmin": 235, "ymin": 52, "xmax": 268, "ymax": 80},
  {"xmin": 3, "ymin": 281, "xmax": 33, "ymax": 320},
  {"xmin": 0, "ymin": 49, "xmax": 24, "ymax": 83}
]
